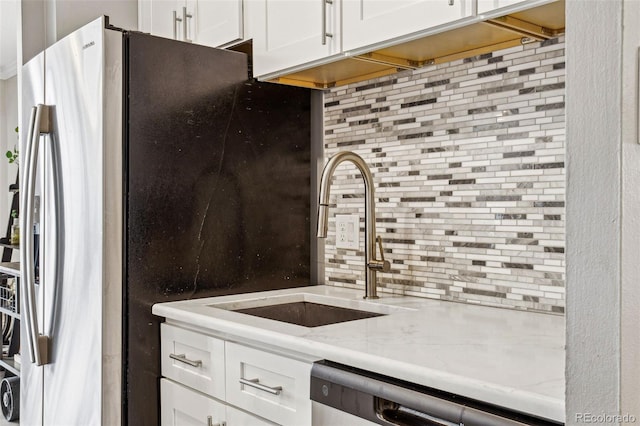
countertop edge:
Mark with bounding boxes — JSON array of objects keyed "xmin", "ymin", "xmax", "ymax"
[{"xmin": 152, "ymin": 298, "xmax": 565, "ymax": 423}]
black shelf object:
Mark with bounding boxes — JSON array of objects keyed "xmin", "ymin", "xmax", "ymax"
[{"xmin": 0, "ymin": 172, "xmax": 20, "ymax": 377}]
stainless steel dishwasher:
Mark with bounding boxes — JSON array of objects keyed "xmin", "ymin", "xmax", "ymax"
[{"xmin": 310, "ymin": 361, "xmax": 563, "ymax": 426}]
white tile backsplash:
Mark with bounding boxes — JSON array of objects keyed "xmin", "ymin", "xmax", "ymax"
[{"xmin": 321, "ymin": 37, "xmax": 566, "ymax": 314}]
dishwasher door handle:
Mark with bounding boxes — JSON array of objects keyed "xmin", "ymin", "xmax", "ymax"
[
  {"xmin": 376, "ymin": 398, "xmax": 533, "ymax": 426},
  {"xmin": 376, "ymin": 400, "xmax": 460, "ymax": 426}
]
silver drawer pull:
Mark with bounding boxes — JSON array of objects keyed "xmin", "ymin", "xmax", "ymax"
[
  {"xmin": 239, "ymin": 378, "xmax": 283, "ymax": 395},
  {"xmin": 169, "ymin": 353, "xmax": 202, "ymax": 367},
  {"xmin": 173, "ymin": 10, "xmax": 182, "ymax": 40},
  {"xmin": 182, "ymin": 6, "xmax": 193, "ymax": 43},
  {"xmin": 321, "ymin": 0, "xmax": 334, "ymax": 45},
  {"xmin": 207, "ymin": 416, "xmax": 225, "ymax": 426}
]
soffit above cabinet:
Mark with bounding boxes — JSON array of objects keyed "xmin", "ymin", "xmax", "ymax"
[{"xmin": 263, "ymin": 0, "xmax": 565, "ymax": 89}]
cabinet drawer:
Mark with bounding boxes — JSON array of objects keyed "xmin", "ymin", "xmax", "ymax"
[
  {"xmin": 161, "ymin": 323, "xmax": 225, "ymax": 399},
  {"xmin": 226, "ymin": 405, "xmax": 277, "ymax": 426},
  {"xmin": 225, "ymin": 342, "xmax": 312, "ymax": 426},
  {"xmin": 160, "ymin": 379, "xmax": 226, "ymax": 426}
]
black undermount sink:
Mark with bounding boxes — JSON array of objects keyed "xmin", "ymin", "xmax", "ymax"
[{"xmin": 233, "ymin": 301, "xmax": 385, "ymax": 327}]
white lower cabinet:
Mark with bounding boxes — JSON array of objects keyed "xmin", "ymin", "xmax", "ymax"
[
  {"xmin": 161, "ymin": 324, "xmax": 227, "ymax": 399},
  {"xmin": 161, "ymin": 379, "xmax": 226, "ymax": 426},
  {"xmin": 161, "ymin": 379, "xmax": 275, "ymax": 426},
  {"xmin": 225, "ymin": 342, "xmax": 312, "ymax": 426},
  {"xmin": 160, "ymin": 323, "xmax": 313, "ymax": 425},
  {"xmin": 226, "ymin": 405, "xmax": 277, "ymax": 426}
]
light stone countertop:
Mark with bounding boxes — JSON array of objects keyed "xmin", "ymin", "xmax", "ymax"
[{"xmin": 152, "ymin": 285, "xmax": 565, "ymax": 423}]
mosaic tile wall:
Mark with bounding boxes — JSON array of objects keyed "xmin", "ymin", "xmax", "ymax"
[{"xmin": 322, "ymin": 37, "xmax": 565, "ymax": 313}]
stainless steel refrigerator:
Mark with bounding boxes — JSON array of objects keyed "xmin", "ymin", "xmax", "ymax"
[{"xmin": 20, "ymin": 17, "xmax": 311, "ymax": 426}]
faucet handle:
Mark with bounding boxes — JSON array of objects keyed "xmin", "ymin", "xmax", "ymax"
[
  {"xmin": 369, "ymin": 236, "xmax": 391, "ymax": 272},
  {"xmin": 377, "ymin": 236, "xmax": 386, "ymax": 262}
]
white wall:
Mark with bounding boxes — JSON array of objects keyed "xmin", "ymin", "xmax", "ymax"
[
  {"xmin": 49, "ymin": 0, "xmax": 137, "ymax": 44},
  {"xmin": 0, "ymin": 0, "xmax": 18, "ymax": 79},
  {"xmin": 566, "ymin": 0, "xmax": 640, "ymax": 423},
  {"xmin": 0, "ymin": 76, "xmax": 19, "ymax": 241},
  {"xmin": 620, "ymin": 0, "xmax": 640, "ymax": 419},
  {"xmin": 20, "ymin": 0, "xmax": 138, "ymax": 65}
]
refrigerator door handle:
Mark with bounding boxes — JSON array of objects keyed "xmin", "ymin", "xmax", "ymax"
[
  {"xmin": 20, "ymin": 106, "xmax": 37, "ymax": 363},
  {"xmin": 21, "ymin": 103, "xmax": 52, "ymax": 366}
]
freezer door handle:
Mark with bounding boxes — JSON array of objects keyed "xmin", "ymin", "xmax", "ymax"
[
  {"xmin": 21, "ymin": 104, "xmax": 53, "ymax": 366},
  {"xmin": 20, "ymin": 106, "xmax": 37, "ymax": 364}
]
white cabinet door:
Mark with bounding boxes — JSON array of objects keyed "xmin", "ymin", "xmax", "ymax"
[
  {"xmin": 342, "ymin": 0, "xmax": 472, "ymax": 52},
  {"xmin": 140, "ymin": 0, "xmax": 244, "ymax": 47},
  {"xmin": 252, "ymin": 0, "xmax": 341, "ymax": 78},
  {"xmin": 188, "ymin": 0, "xmax": 244, "ymax": 47},
  {"xmin": 477, "ymin": 0, "xmax": 531, "ymax": 14},
  {"xmin": 147, "ymin": 0, "xmax": 183, "ymax": 40},
  {"xmin": 161, "ymin": 323, "xmax": 226, "ymax": 400},
  {"xmin": 139, "ymin": 0, "xmax": 187, "ymax": 40},
  {"xmin": 225, "ymin": 342, "xmax": 312, "ymax": 426},
  {"xmin": 161, "ymin": 379, "xmax": 226, "ymax": 426},
  {"xmin": 226, "ymin": 405, "xmax": 277, "ymax": 425}
]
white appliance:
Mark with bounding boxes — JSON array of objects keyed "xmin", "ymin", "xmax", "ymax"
[
  {"xmin": 310, "ymin": 361, "xmax": 563, "ymax": 426},
  {"xmin": 20, "ymin": 17, "xmax": 124, "ymax": 426}
]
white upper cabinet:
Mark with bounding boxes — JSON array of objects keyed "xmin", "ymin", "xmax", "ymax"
[
  {"xmin": 139, "ymin": 0, "xmax": 243, "ymax": 48},
  {"xmin": 342, "ymin": 0, "xmax": 473, "ymax": 52},
  {"xmin": 477, "ymin": 0, "xmax": 531, "ymax": 14},
  {"xmin": 252, "ymin": 0, "xmax": 341, "ymax": 77},
  {"xmin": 252, "ymin": 0, "xmax": 475, "ymax": 80},
  {"xmin": 186, "ymin": 0, "xmax": 244, "ymax": 47},
  {"xmin": 144, "ymin": 0, "xmax": 181, "ymax": 40}
]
